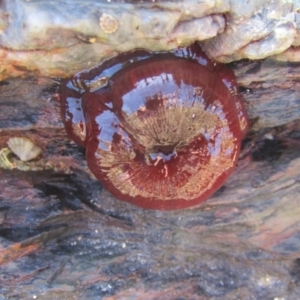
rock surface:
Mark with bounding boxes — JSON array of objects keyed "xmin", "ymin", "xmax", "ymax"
[
  {"xmin": 1, "ymin": 1, "xmax": 300, "ymax": 300},
  {"xmin": 0, "ymin": 0, "xmax": 300, "ymax": 79},
  {"xmin": 0, "ymin": 56, "xmax": 300, "ymax": 300}
]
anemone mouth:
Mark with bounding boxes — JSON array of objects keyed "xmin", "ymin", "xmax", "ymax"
[
  {"xmin": 118, "ymin": 90, "xmax": 220, "ymax": 158},
  {"xmin": 148, "ymin": 150, "xmax": 176, "ymax": 163},
  {"xmin": 150, "ymin": 143, "xmax": 178, "ymax": 156}
]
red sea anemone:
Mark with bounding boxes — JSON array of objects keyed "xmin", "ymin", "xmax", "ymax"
[{"xmin": 59, "ymin": 43, "xmax": 248, "ymax": 210}]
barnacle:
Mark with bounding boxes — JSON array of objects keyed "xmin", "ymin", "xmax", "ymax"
[{"xmin": 99, "ymin": 13, "xmax": 118, "ymax": 34}]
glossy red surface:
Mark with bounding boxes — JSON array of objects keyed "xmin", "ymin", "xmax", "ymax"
[{"xmin": 59, "ymin": 43, "xmax": 249, "ymax": 210}]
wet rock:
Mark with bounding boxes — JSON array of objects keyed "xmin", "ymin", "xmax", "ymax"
[
  {"xmin": 1, "ymin": 74, "xmax": 300, "ymax": 299},
  {"xmin": 233, "ymin": 59, "xmax": 300, "ymax": 129},
  {"xmin": 1, "ymin": 1, "xmax": 300, "ymax": 300}
]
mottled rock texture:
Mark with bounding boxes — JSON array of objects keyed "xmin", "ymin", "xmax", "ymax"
[
  {"xmin": 2, "ymin": 76, "xmax": 300, "ymax": 299},
  {"xmin": 1, "ymin": 1, "xmax": 300, "ymax": 300}
]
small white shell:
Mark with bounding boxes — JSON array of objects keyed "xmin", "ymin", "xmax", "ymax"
[
  {"xmin": 7, "ymin": 137, "xmax": 42, "ymax": 162},
  {"xmin": 99, "ymin": 13, "xmax": 118, "ymax": 34}
]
